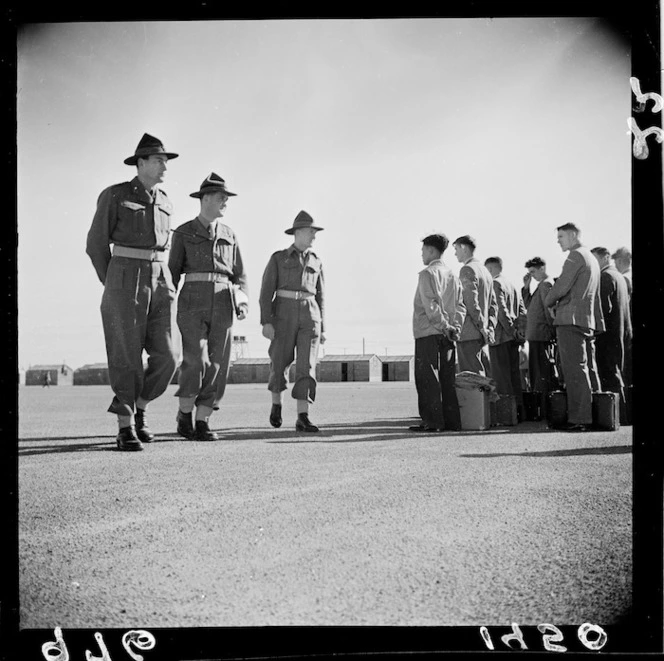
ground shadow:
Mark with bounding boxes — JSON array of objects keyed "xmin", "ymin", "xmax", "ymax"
[{"xmin": 460, "ymin": 445, "xmax": 632, "ymax": 458}]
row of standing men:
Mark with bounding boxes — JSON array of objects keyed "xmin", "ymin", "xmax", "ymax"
[
  {"xmin": 86, "ymin": 133, "xmax": 326, "ymax": 451},
  {"xmin": 86, "ymin": 132, "xmax": 632, "ymax": 451},
  {"xmin": 409, "ymin": 228, "xmax": 632, "ymax": 433}
]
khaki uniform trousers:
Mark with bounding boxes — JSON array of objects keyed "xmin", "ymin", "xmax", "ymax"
[
  {"xmin": 268, "ymin": 297, "xmax": 321, "ymax": 402},
  {"xmin": 100, "ymin": 256, "xmax": 177, "ymax": 416},
  {"xmin": 175, "ymin": 282, "xmax": 234, "ymax": 410}
]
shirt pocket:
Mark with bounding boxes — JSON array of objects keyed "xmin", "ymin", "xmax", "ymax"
[
  {"xmin": 183, "ymin": 234, "xmax": 212, "ymax": 270},
  {"xmin": 118, "ymin": 200, "xmax": 148, "ymax": 236},
  {"xmin": 154, "ymin": 203, "xmax": 172, "ymax": 245},
  {"xmin": 303, "ymin": 261, "xmax": 321, "ymax": 290},
  {"xmin": 280, "ymin": 258, "xmax": 302, "ymax": 289},
  {"xmin": 214, "ymin": 235, "xmax": 235, "ymax": 268}
]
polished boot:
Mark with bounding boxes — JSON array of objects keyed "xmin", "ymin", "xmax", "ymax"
[
  {"xmin": 116, "ymin": 426, "xmax": 143, "ymax": 452},
  {"xmin": 135, "ymin": 408, "xmax": 155, "ymax": 443},
  {"xmin": 194, "ymin": 420, "xmax": 219, "ymax": 441},
  {"xmin": 176, "ymin": 410, "xmax": 195, "ymax": 439},
  {"xmin": 295, "ymin": 413, "xmax": 319, "ymax": 433},
  {"xmin": 269, "ymin": 404, "xmax": 282, "ymax": 428}
]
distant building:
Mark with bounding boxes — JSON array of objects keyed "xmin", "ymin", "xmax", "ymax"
[
  {"xmin": 229, "ymin": 357, "xmax": 271, "ymax": 384},
  {"xmin": 73, "ymin": 363, "xmax": 110, "ymax": 386},
  {"xmin": 379, "ymin": 355, "xmax": 414, "ymax": 381},
  {"xmin": 318, "ymin": 354, "xmax": 382, "ymax": 382},
  {"xmin": 25, "ymin": 364, "xmax": 74, "ymax": 386}
]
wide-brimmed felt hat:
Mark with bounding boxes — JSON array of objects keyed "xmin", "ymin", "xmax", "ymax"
[
  {"xmin": 285, "ymin": 210, "xmax": 324, "ymax": 235},
  {"xmin": 124, "ymin": 133, "xmax": 179, "ymax": 166},
  {"xmin": 190, "ymin": 172, "xmax": 237, "ymax": 199}
]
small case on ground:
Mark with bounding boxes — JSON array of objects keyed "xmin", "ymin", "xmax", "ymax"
[
  {"xmin": 592, "ymin": 391, "xmax": 620, "ymax": 431},
  {"xmin": 455, "ymin": 387, "xmax": 491, "ymax": 431},
  {"xmin": 491, "ymin": 394, "xmax": 518, "ymax": 426},
  {"xmin": 523, "ymin": 391, "xmax": 544, "ymax": 421},
  {"xmin": 547, "ymin": 390, "xmax": 568, "ymax": 428}
]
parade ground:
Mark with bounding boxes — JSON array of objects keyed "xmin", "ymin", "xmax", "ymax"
[{"xmin": 18, "ymin": 382, "xmax": 632, "ymax": 629}]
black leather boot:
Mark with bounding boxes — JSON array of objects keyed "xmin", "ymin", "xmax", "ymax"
[
  {"xmin": 135, "ymin": 408, "xmax": 155, "ymax": 443},
  {"xmin": 269, "ymin": 404, "xmax": 282, "ymax": 428},
  {"xmin": 194, "ymin": 420, "xmax": 219, "ymax": 441},
  {"xmin": 176, "ymin": 410, "xmax": 195, "ymax": 439},
  {"xmin": 116, "ymin": 426, "xmax": 143, "ymax": 451},
  {"xmin": 295, "ymin": 413, "xmax": 319, "ymax": 433}
]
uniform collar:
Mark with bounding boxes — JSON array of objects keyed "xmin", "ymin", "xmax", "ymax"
[
  {"xmin": 289, "ymin": 243, "xmax": 311, "ymax": 257},
  {"xmin": 131, "ymin": 176, "xmax": 159, "ymax": 202}
]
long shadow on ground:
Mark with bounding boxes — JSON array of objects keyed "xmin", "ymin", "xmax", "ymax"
[{"xmin": 18, "ymin": 419, "xmax": 630, "ymax": 455}]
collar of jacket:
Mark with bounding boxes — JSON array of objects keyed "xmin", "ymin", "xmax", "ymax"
[
  {"xmin": 131, "ymin": 176, "xmax": 162, "ymax": 203},
  {"xmin": 288, "ymin": 244, "xmax": 315, "ymax": 259}
]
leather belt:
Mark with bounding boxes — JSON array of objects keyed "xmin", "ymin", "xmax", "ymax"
[
  {"xmin": 185, "ymin": 272, "xmax": 230, "ymax": 283},
  {"xmin": 113, "ymin": 245, "xmax": 166, "ymax": 262},
  {"xmin": 276, "ymin": 289, "xmax": 314, "ymax": 300}
]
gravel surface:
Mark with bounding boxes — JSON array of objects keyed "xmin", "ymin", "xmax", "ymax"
[{"xmin": 18, "ymin": 383, "xmax": 632, "ymax": 628}]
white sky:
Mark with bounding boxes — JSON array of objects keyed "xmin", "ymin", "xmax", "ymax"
[{"xmin": 17, "ymin": 18, "xmax": 631, "ymax": 370}]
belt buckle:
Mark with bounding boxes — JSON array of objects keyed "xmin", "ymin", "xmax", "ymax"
[{"xmin": 295, "ymin": 291, "xmax": 303, "ymax": 300}]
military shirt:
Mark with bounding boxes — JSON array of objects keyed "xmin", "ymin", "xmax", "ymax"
[
  {"xmin": 259, "ymin": 245, "xmax": 325, "ymax": 331},
  {"xmin": 168, "ymin": 217, "xmax": 248, "ymax": 293},
  {"xmin": 86, "ymin": 176, "xmax": 173, "ymax": 283}
]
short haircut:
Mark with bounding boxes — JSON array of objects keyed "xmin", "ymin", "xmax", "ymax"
[
  {"xmin": 452, "ymin": 235, "xmax": 477, "ymax": 251},
  {"xmin": 556, "ymin": 222, "xmax": 581, "ymax": 233},
  {"xmin": 591, "ymin": 246, "xmax": 611, "ymax": 257},
  {"xmin": 422, "ymin": 233, "xmax": 449, "ymax": 254},
  {"xmin": 525, "ymin": 256, "xmax": 546, "ymax": 269},
  {"xmin": 484, "ymin": 256, "xmax": 503, "ymax": 270},
  {"xmin": 612, "ymin": 246, "xmax": 632, "ymax": 260}
]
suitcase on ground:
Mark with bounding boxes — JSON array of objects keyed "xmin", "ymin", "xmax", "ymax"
[
  {"xmin": 547, "ymin": 390, "xmax": 567, "ymax": 428},
  {"xmin": 455, "ymin": 387, "xmax": 491, "ymax": 431},
  {"xmin": 592, "ymin": 392, "xmax": 620, "ymax": 431},
  {"xmin": 491, "ymin": 394, "xmax": 518, "ymax": 426},
  {"xmin": 523, "ymin": 391, "xmax": 544, "ymax": 421}
]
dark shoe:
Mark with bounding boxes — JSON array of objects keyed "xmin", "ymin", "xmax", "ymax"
[
  {"xmin": 116, "ymin": 426, "xmax": 143, "ymax": 452},
  {"xmin": 408, "ymin": 425, "xmax": 442, "ymax": 432},
  {"xmin": 176, "ymin": 410, "xmax": 195, "ymax": 439},
  {"xmin": 269, "ymin": 404, "xmax": 282, "ymax": 428},
  {"xmin": 295, "ymin": 413, "xmax": 319, "ymax": 432},
  {"xmin": 135, "ymin": 408, "xmax": 155, "ymax": 443},
  {"xmin": 194, "ymin": 420, "xmax": 219, "ymax": 441}
]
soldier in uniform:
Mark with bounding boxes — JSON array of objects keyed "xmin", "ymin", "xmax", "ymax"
[
  {"xmin": 169, "ymin": 173, "xmax": 248, "ymax": 441},
  {"xmin": 86, "ymin": 133, "xmax": 179, "ymax": 452},
  {"xmin": 259, "ymin": 211, "xmax": 325, "ymax": 432}
]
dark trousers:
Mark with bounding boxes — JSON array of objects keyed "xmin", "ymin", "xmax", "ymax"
[
  {"xmin": 268, "ymin": 298, "xmax": 321, "ymax": 402},
  {"xmin": 623, "ymin": 336, "xmax": 632, "ymax": 387},
  {"xmin": 555, "ymin": 325, "xmax": 601, "ymax": 424},
  {"xmin": 414, "ymin": 334, "xmax": 461, "ymax": 430},
  {"xmin": 489, "ymin": 340, "xmax": 524, "ymax": 406},
  {"xmin": 100, "ymin": 257, "xmax": 177, "ymax": 416},
  {"xmin": 528, "ymin": 340, "xmax": 557, "ymax": 394},
  {"xmin": 457, "ymin": 338, "xmax": 489, "ymax": 376},
  {"xmin": 595, "ymin": 331, "xmax": 627, "ymax": 421},
  {"xmin": 176, "ymin": 282, "xmax": 234, "ymax": 410}
]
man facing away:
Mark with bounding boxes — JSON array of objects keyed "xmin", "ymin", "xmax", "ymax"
[
  {"xmin": 169, "ymin": 173, "xmax": 249, "ymax": 442},
  {"xmin": 521, "ymin": 257, "xmax": 558, "ymax": 406},
  {"xmin": 484, "ymin": 256, "xmax": 527, "ymax": 419},
  {"xmin": 544, "ymin": 223, "xmax": 605, "ymax": 431},
  {"xmin": 409, "ymin": 234, "xmax": 466, "ymax": 433},
  {"xmin": 259, "ymin": 211, "xmax": 326, "ymax": 432},
  {"xmin": 452, "ymin": 235, "xmax": 498, "ymax": 377},
  {"xmin": 590, "ymin": 246, "xmax": 632, "ymax": 422},
  {"xmin": 611, "ymin": 246, "xmax": 632, "ymax": 388},
  {"xmin": 86, "ymin": 133, "xmax": 179, "ymax": 451}
]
